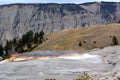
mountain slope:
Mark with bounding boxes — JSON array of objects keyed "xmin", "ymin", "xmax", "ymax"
[
  {"xmin": 33, "ymin": 23, "xmax": 120, "ymax": 51},
  {"xmin": 0, "ymin": 2, "xmax": 120, "ymax": 43}
]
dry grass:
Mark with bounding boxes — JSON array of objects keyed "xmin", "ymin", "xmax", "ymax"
[{"xmin": 33, "ymin": 23, "xmax": 120, "ymax": 51}]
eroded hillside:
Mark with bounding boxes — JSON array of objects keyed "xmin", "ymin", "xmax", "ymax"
[
  {"xmin": 34, "ymin": 23, "xmax": 120, "ymax": 51},
  {"xmin": 0, "ymin": 2, "xmax": 120, "ymax": 43}
]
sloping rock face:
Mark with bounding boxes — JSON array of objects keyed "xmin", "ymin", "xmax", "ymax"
[{"xmin": 0, "ymin": 2, "xmax": 120, "ymax": 43}]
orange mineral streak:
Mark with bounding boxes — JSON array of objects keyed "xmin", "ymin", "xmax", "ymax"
[
  {"xmin": 36, "ymin": 56, "xmax": 57, "ymax": 60},
  {"xmin": 10, "ymin": 54, "xmax": 20, "ymax": 61},
  {"xmin": 36, "ymin": 56, "xmax": 51, "ymax": 60},
  {"xmin": 1, "ymin": 52, "xmax": 84, "ymax": 62},
  {"xmin": 9, "ymin": 54, "xmax": 34, "ymax": 62},
  {"xmin": 7, "ymin": 54, "xmax": 55, "ymax": 62}
]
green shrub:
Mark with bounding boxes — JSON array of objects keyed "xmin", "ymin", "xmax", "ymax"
[
  {"xmin": 79, "ymin": 41, "xmax": 82, "ymax": 47},
  {"xmin": 75, "ymin": 72, "xmax": 92, "ymax": 80},
  {"xmin": 112, "ymin": 36, "xmax": 119, "ymax": 45},
  {"xmin": 117, "ymin": 77, "xmax": 120, "ymax": 80}
]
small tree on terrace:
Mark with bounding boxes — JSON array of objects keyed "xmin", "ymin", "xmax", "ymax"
[
  {"xmin": 79, "ymin": 41, "xmax": 82, "ymax": 47},
  {"xmin": 112, "ymin": 36, "xmax": 119, "ymax": 45}
]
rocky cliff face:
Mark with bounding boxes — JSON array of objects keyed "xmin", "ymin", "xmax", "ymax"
[{"xmin": 0, "ymin": 2, "xmax": 120, "ymax": 43}]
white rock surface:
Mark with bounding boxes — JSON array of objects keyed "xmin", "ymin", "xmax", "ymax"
[{"xmin": 0, "ymin": 46, "xmax": 120, "ymax": 80}]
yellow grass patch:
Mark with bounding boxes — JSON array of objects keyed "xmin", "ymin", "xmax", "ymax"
[{"xmin": 33, "ymin": 23, "xmax": 120, "ymax": 51}]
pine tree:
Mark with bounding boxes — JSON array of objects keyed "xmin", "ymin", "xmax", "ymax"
[
  {"xmin": 79, "ymin": 41, "xmax": 82, "ymax": 46},
  {"xmin": 34, "ymin": 32, "xmax": 39, "ymax": 44},
  {"xmin": 13, "ymin": 38, "xmax": 17, "ymax": 45},
  {"xmin": 4, "ymin": 40, "xmax": 12, "ymax": 53},
  {"xmin": 39, "ymin": 30, "xmax": 44, "ymax": 43},
  {"xmin": 27, "ymin": 30, "xmax": 33, "ymax": 43},
  {"xmin": 16, "ymin": 39, "xmax": 24, "ymax": 53},
  {"xmin": 27, "ymin": 43, "xmax": 32, "ymax": 49},
  {"xmin": 22, "ymin": 30, "xmax": 34, "ymax": 46},
  {"xmin": 39, "ymin": 30, "xmax": 44, "ymax": 39},
  {"xmin": 112, "ymin": 36, "xmax": 119, "ymax": 45},
  {"xmin": 0, "ymin": 44, "xmax": 4, "ymax": 56}
]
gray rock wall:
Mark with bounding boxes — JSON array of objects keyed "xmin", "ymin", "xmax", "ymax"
[{"xmin": 0, "ymin": 2, "xmax": 120, "ymax": 43}]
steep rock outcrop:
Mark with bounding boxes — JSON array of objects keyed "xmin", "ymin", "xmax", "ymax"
[{"xmin": 0, "ymin": 2, "xmax": 120, "ymax": 43}]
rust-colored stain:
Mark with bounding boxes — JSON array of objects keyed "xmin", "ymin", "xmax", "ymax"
[{"xmin": 1, "ymin": 52, "xmax": 84, "ymax": 62}]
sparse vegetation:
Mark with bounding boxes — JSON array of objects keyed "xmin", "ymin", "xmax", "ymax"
[
  {"xmin": 33, "ymin": 24, "xmax": 120, "ymax": 51},
  {"xmin": 83, "ymin": 41, "xmax": 87, "ymax": 44},
  {"xmin": 93, "ymin": 41, "xmax": 97, "ymax": 48},
  {"xmin": 117, "ymin": 76, "xmax": 120, "ymax": 80},
  {"xmin": 93, "ymin": 41, "xmax": 96, "ymax": 44},
  {"xmin": 74, "ymin": 72, "xmax": 92, "ymax": 80},
  {"xmin": 44, "ymin": 75, "xmax": 120, "ymax": 80},
  {"xmin": 79, "ymin": 41, "xmax": 82, "ymax": 47},
  {"xmin": 109, "ymin": 35, "xmax": 112, "ymax": 38},
  {"xmin": 0, "ymin": 30, "xmax": 45, "ymax": 59},
  {"xmin": 45, "ymin": 72, "xmax": 92, "ymax": 80},
  {"xmin": 112, "ymin": 36, "xmax": 119, "ymax": 45}
]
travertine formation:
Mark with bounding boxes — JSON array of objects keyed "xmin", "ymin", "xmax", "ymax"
[
  {"xmin": 0, "ymin": 2, "xmax": 120, "ymax": 43},
  {"xmin": 0, "ymin": 46, "xmax": 120, "ymax": 80}
]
